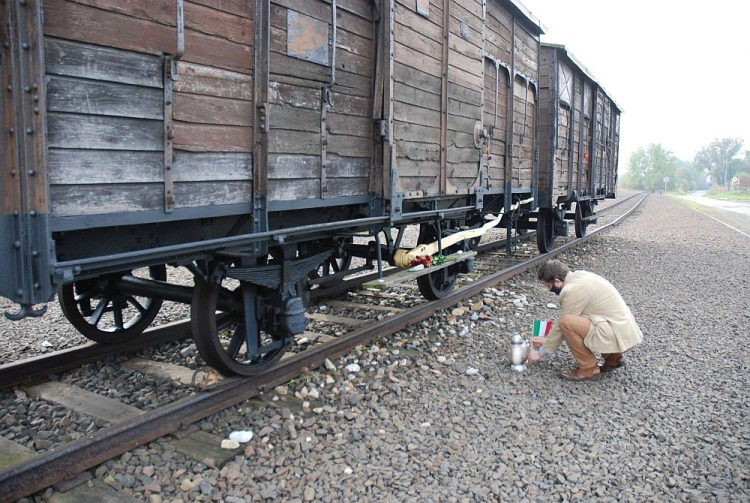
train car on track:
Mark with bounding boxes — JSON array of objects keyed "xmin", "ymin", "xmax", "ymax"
[
  {"xmin": 535, "ymin": 43, "xmax": 621, "ymax": 251},
  {"xmin": 2, "ymin": 0, "xmax": 607, "ymax": 377}
]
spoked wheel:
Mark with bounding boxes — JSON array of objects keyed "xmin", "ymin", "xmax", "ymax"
[
  {"xmin": 191, "ymin": 270, "xmax": 286, "ymax": 376},
  {"xmin": 536, "ymin": 208, "xmax": 556, "ymax": 253},
  {"xmin": 58, "ymin": 265, "xmax": 166, "ymax": 344},
  {"xmin": 575, "ymin": 202, "xmax": 592, "ymax": 238},
  {"xmin": 416, "ymin": 222, "xmax": 460, "ymax": 300},
  {"xmin": 309, "ymin": 237, "xmax": 353, "ymax": 288}
]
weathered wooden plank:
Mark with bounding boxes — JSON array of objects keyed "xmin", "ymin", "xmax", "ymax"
[
  {"xmin": 173, "ymin": 93, "xmax": 253, "ymax": 126},
  {"xmin": 44, "ymin": 0, "xmax": 253, "ymax": 74},
  {"xmin": 174, "ymin": 62, "xmax": 253, "ymax": 100},
  {"xmin": 50, "ymin": 184, "xmax": 162, "ymax": 216},
  {"xmin": 173, "ymin": 122, "xmax": 253, "ymax": 152},
  {"xmin": 184, "ymin": 1, "xmax": 254, "ymax": 45},
  {"xmin": 328, "ymin": 155, "xmax": 369, "ymax": 178},
  {"xmin": 47, "ymin": 76, "xmax": 163, "ymax": 120},
  {"xmin": 329, "ymin": 92, "xmax": 370, "ymax": 117},
  {"xmin": 49, "ymin": 150, "xmax": 252, "ymax": 185},
  {"xmin": 27, "ymin": 382, "xmax": 144, "ymax": 423},
  {"xmin": 394, "ymin": 1, "xmax": 443, "ymax": 43},
  {"xmin": 268, "ymin": 178, "xmax": 319, "ymax": 200},
  {"xmin": 396, "ymin": 141, "xmax": 440, "ymax": 162},
  {"xmin": 363, "ymin": 251, "xmax": 476, "ymax": 290},
  {"xmin": 394, "ymin": 101, "xmax": 441, "ymax": 128},
  {"xmin": 328, "ymin": 134, "xmax": 371, "ymax": 158},
  {"xmin": 269, "ymin": 81, "xmax": 321, "ymax": 109},
  {"xmin": 0, "ymin": 437, "xmax": 35, "ymax": 469},
  {"xmin": 394, "ymin": 81, "xmax": 441, "ymax": 111},
  {"xmin": 394, "ymin": 21, "xmax": 442, "ymax": 60},
  {"xmin": 268, "ymin": 131, "xmax": 320, "ymax": 155},
  {"xmin": 173, "ymin": 180, "xmax": 253, "ymax": 207},
  {"xmin": 120, "ymin": 358, "xmax": 210, "ymax": 387},
  {"xmin": 327, "ymin": 177, "xmax": 369, "ymax": 197},
  {"xmin": 394, "ymin": 62, "xmax": 441, "ymax": 95},
  {"xmin": 184, "ymin": 28, "xmax": 253, "ymax": 74},
  {"xmin": 45, "ymin": 38, "xmax": 163, "ymax": 88},
  {"xmin": 447, "ymin": 146, "xmax": 480, "ymax": 164},
  {"xmin": 44, "ymin": 0, "xmax": 175, "ymax": 56},
  {"xmin": 47, "ymin": 113, "xmax": 163, "ymax": 150},
  {"xmin": 48, "ymin": 150, "xmax": 163, "ymax": 184},
  {"xmin": 269, "ymin": 154, "xmax": 321, "ymax": 178},
  {"xmin": 393, "ymin": 121, "xmax": 441, "ymax": 143},
  {"xmin": 396, "ymin": 158, "xmax": 440, "ymax": 178},
  {"xmin": 327, "ymin": 300, "xmax": 403, "ymax": 313},
  {"xmin": 268, "ymin": 154, "xmax": 369, "ymax": 178},
  {"xmin": 67, "ymin": 0, "xmax": 176, "ymax": 26},
  {"xmin": 394, "ymin": 42, "xmax": 442, "ymax": 78},
  {"xmin": 174, "ymin": 152, "xmax": 253, "ymax": 181},
  {"xmin": 326, "ymin": 114, "xmax": 371, "ymax": 137},
  {"xmin": 189, "ymin": 0, "xmax": 252, "ymax": 18},
  {"xmin": 271, "ymin": 106, "xmax": 321, "ymax": 132}
]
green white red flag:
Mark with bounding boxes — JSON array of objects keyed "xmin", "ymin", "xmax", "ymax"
[{"xmin": 533, "ymin": 320, "xmax": 552, "ymax": 338}]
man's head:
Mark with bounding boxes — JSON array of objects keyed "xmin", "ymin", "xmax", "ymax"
[{"xmin": 538, "ymin": 260, "xmax": 570, "ymax": 295}]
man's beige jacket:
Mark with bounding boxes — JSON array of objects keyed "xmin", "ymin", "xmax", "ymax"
[{"xmin": 542, "ymin": 270, "xmax": 643, "ymax": 355}]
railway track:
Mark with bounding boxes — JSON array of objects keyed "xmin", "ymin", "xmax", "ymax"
[{"xmin": 0, "ymin": 193, "xmax": 646, "ymax": 502}]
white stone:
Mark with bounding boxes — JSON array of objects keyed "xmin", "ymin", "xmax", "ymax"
[
  {"xmin": 324, "ymin": 359, "xmax": 337, "ymax": 371},
  {"xmin": 437, "ymin": 356, "xmax": 447, "ymax": 363},
  {"xmin": 296, "ymin": 337, "xmax": 309, "ymax": 345},
  {"xmin": 546, "ymin": 303, "xmax": 558, "ymax": 309},
  {"xmin": 307, "ymin": 388, "xmax": 320, "ymax": 399},
  {"xmin": 41, "ymin": 340, "xmax": 53, "ymax": 348},
  {"xmin": 228, "ymin": 430, "xmax": 254, "ymax": 443},
  {"xmin": 344, "ymin": 467, "xmax": 353, "ymax": 475},
  {"xmin": 345, "ymin": 363, "xmax": 361, "ymax": 373},
  {"xmin": 466, "ymin": 367, "xmax": 480, "ymax": 375},
  {"xmin": 221, "ymin": 439, "xmax": 240, "ymax": 450}
]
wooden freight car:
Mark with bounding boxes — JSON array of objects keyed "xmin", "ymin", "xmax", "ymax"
[
  {"xmin": 535, "ymin": 43, "xmax": 621, "ymax": 251},
  {"xmin": 2, "ymin": 0, "xmax": 544, "ymax": 376}
]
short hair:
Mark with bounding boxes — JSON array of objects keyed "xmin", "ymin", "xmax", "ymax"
[{"xmin": 538, "ymin": 260, "xmax": 570, "ymax": 283}]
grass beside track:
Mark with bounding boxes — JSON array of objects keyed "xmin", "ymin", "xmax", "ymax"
[{"xmin": 706, "ymin": 190, "xmax": 750, "ymax": 202}]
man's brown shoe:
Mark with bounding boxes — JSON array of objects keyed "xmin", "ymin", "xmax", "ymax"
[
  {"xmin": 559, "ymin": 366, "xmax": 601, "ymax": 381},
  {"xmin": 600, "ymin": 353, "xmax": 626, "ymax": 373}
]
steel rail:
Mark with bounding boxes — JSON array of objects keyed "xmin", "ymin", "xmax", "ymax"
[{"xmin": 0, "ymin": 193, "xmax": 646, "ymax": 502}]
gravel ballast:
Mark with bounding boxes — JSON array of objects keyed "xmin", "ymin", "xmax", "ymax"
[{"xmin": 6, "ymin": 193, "xmax": 749, "ymax": 502}]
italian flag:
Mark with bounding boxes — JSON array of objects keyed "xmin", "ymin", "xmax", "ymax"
[{"xmin": 533, "ymin": 320, "xmax": 552, "ymax": 338}]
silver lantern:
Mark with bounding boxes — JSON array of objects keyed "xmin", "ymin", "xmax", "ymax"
[{"xmin": 509, "ymin": 333, "xmax": 530, "ymax": 372}]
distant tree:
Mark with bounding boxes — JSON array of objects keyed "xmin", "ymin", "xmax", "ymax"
[
  {"xmin": 621, "ymin": 144, "xmax": 678, "ymax": 191},
  {"xmin": 694, "ymin": 138, "xmax": 744, "ymax": 191}
]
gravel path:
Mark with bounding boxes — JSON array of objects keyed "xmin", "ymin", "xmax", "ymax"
[{"xmin": 11, "ymin": 192, "xmax": 749, "ymax": 502}]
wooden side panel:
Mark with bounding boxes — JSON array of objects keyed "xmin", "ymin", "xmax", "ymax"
[
  {"xmin": 536, "ymin": 45, "xmax": 554, "ymax": 201},
  {"xmin": 391, "ymin": 0, "xmax": 444, "ymax": 196},
  {"xmin": 43, "ymin": 0, "xmax": 256, "ymax": 219},
  {"xmin": 446, "ymin": 0, "xmax": 483, "ymax": 193},
  {"xmin": 267, "ymin": 0, "xmax": 373, "ymax": 202}
]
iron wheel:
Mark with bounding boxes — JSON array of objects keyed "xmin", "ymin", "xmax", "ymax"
[
  {"xmin": 536, "ymin": 209, "xmax": 556, "ymax": 253},
  {"xmin": 58, "ymin": 265, "xmax": 167, "ymax": 344},
  {"xmin": 416, "ymin": 222, "xmax": 460, "ymax": 300},
  {"xmin": 191, "ymin": 269, "xmax": 286, "ymax": 376}
]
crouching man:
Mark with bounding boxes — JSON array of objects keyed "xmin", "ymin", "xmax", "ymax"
[{"xmin": 528, "ymin": 260, "xmax": 643, "ymax": 381}]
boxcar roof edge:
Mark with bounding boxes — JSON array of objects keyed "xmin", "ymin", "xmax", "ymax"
[
  {"xmin": 542, "ymin": 42, "xmax": 623, "ymax": 113},
  {"xmin": 505, "ymin": 0, "xmax": 547, "ymax": 35}
]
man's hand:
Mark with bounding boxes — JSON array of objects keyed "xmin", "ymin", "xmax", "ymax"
[
  {"xmin": 531, "ymin": 337, "xmax": 546, "ymax": 349},
  {"xmin": 528, "ymin": 349, "xmax": 543, "ymax": 364}
]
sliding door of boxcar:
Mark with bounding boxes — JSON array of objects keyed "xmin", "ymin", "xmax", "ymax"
[
  {"xmin": 43, "ymin": 0, "xmax": 254, "ymax": 227},
  {"xmin": 511, "ymin": 24, "xmax": 537, "ymax": 191},
  {"xmin": 390, "ymin": 0, "xmax": 443, "ymax": 198},
  {"xmin": 445, "ymin": 0, "xmax": 483, "ymax": 195},
  {"xmin": 267, "ymin": 0, "xmax": 373, "ymax": 205}
]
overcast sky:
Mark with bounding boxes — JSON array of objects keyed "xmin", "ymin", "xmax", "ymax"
[{"xmin": 520, "ymin": 0, "xmax": 750, "ymax": 172}]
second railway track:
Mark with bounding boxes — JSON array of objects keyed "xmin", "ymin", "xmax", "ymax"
[{"xmin": 0, "ymin": 192, "xmax": 646, "ymax": 502}]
